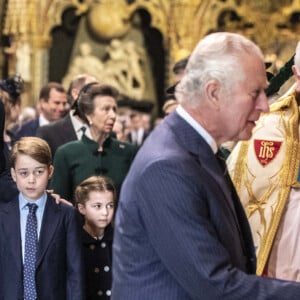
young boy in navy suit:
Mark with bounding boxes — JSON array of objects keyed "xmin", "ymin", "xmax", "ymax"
[{"xmin": 0, "ymin": 137, "xmax": 84, "ymax": 300}]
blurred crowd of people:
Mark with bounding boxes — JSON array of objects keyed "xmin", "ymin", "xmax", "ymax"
[
  {"xmin": 2, "ymin": 32, "xmax": 300, "ymax": 299},
  {"xmin": 0, "ymin": 62, "xmax": 181, "ymax": 299}
]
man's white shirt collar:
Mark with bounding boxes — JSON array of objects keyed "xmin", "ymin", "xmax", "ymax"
[
  {"xmin": 176, "ymin": 105, "xmax": 218, "ymax": 154},
  {"xmin": 70, "ymin": 111, "xmax": 92, "ymax": 139},
  {"xmin": 39, "ymin": 114, "xmax": 50, "ymax": 127}
]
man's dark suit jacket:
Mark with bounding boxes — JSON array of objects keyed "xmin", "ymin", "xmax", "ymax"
[
  {"xmin": 36, "ymin": 114, "xmax": 77, "ymax": 157},
  {"xmin": 112, "ymin": 112, "xmax": 300, "ymax": 299},
  {"xmin": 0, "ymin": 194, "xmax": 84, "ymax": 300},
  {"xmin": 13, "ymin": 118, "xmax": 40, "ymax": 141}
]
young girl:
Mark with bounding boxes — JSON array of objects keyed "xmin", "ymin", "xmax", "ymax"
[{"xmin": 75, "ymin": 176, "xmax": 116, "ymax": 299}]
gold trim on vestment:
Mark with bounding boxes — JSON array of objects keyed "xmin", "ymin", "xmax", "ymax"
[{"xmin": 227, "ymin": 90, "xmax": 300, "ymax": 275}]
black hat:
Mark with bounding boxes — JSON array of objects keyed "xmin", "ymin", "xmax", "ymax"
[
  {"xmin": 0, "ymin": 74, "xmax": 23, "ymax": 100},
  {"xmin": 117, "ymin": 96, "xmax": 136, "ymax": 109},
  {"xmin": 117, "ymin": 96, "xmax": 154, "ymax": 113},
  {"xmin": 131, "ymin": 99, "xmax": 154, "ymax": 114}
]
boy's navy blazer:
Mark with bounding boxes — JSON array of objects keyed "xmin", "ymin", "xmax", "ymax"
[
  {"xmin": 112, "ymin": 111, "xmax": 300, "ymax": 299},
  {"xmin": 0, "ymin": 194, "xmax": 84, "ymax": 300}
]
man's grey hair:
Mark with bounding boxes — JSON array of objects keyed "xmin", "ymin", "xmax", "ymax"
[{"xmin": 175, "ymin": 32, "xmax": 264, "ymax": 108}]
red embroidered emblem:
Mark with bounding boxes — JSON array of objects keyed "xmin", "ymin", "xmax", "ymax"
[{"xmin": 254, "ymin": 140, "xmax": 282, "ymax": 167}]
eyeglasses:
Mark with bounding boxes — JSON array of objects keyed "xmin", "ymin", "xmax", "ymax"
[{"xmin": 15, "ymin": 167, "xmax": 47, "ymax": 178}]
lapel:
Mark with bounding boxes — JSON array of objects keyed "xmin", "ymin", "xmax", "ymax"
[
  {"xmin": 166, "ymin": 112, "xmax": 242, "ymax": 232},
  {"xmin": 60, "ymin": 114, "xmax": 77, "ymax": 141},
  {"xmin": 36, "ymin": 194, "xmax": 61, "ymax": 267},
  {"xmin": 1, "ymin": 198, "xmax": 23, "ymax": 272}
]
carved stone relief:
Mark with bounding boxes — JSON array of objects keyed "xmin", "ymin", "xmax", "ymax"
[
  {"xmin": 2, "ymin": 0, "xmax": 300, "ymax": 106},
  {"xmin": 63, "ymin": 39, "xmax": 147, "ymax": 100}
]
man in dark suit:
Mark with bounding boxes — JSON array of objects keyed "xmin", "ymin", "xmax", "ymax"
[
  {"xmin": 13, "ymin": 82, "xmax": 67, "ymax": 140},
  {"xmin": 112, "ymin": 32, "xmax": 300, "ymax": 299},
  {"xmin": 36, "ymin": 74, "xmax": 96, "ymax": 156},
  {"xmin": 126, "ymin": 100, "xmax": 153, "ymax": 146},
  {"xmin": 127, "ymin": 112, "xmax": 149, "ymax": 146}
]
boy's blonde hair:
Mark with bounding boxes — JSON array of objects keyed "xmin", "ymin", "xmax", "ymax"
[
  {"xmin": 75, "ymin": 176, "xmax": 117, "ymax": 206},
  {"xmin": 11, "ymin": 137, "xmax": 52, "ymax": 168}
]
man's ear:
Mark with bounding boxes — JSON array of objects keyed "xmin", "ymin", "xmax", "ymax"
[
  {"xmin": 39, "ymin": 98, "xmax": 47, "ymax": 110},
  {"xmin": 292, "ymin": 65, "xmax": 300, "ymax": 79},
  {"xmin": 205, "ymin": 79, "xmax": 221, "ymax": 108},
  {"xmin": 292, "ymin": 65, "xmax": 300, "ymax": 95},
  {"xmin": 71, "ymin": 88, "xmax": 80, "ymax": 101},
  {"xmin": 10, "ymin": 168, "xmax": 17, "ymax": 182}
]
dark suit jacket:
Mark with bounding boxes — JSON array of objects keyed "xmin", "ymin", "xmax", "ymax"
[
  {"xmin": 0, "ymin": 194, "xmax": 84, "ymax": 300},
  {"xmin": 0, "ymin": 101, "xmax": 18, "ymax": 201},
  {"xmin": 0, "ymin": 168, "xmax": 18, "ymax": 202},
  {"xmin": 112, "ymin": 112, "xmax": 300, "ymax": 300},
  {"xmin": 0, "ymin": 101, "xmax": 5, "ymax": 174},
  {"xmin": 36, "ymin": 114, "xmax": 77, "ymax": 157},
  {"xmin": 13, "ymin": 118, "xmax": 40, "ymax": 141}
]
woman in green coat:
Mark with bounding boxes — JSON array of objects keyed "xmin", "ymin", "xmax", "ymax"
[{"xmin": 50, "ymin": 83, "xmax": 137, "ymax": 204}]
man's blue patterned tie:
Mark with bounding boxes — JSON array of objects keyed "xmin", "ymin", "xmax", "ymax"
[{"xmin": 23, "ymin": 203, "xmax": 38, "ymax": 300}]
